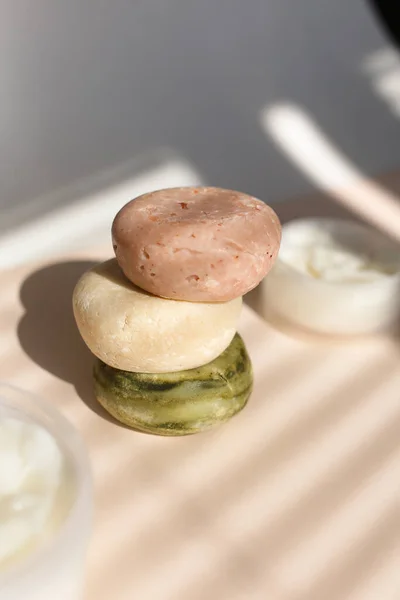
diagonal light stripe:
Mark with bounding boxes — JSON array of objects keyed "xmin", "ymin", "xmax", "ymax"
[
  {"xmin": 0, "ymin": 158, "xmax": 202, "ymax": 268},
  {"xmin": 261, "ymin": 102, "xmax": 400, "ymax": 242}
]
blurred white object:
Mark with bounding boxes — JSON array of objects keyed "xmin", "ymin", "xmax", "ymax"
[
  {"xmin": 0, "ymin": 385, "xmax": 92, "ymax": 600},
  {"xmin": 363, "ymin": 47, "xmax": 400, "ymax": 118},
  {"xmin": 263, "ymin": 218, "xmax": 400, "ymax": 336},
  {"xmin": 261, "ymin": 103, "xmax": 400, "ymax": 242}
]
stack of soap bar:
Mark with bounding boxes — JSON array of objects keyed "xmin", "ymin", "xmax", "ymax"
[{"xmin": 73, "ymin": 187, "xmax": 281, "ymax": 435}]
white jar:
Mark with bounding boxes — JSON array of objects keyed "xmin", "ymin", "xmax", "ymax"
[
  {"xmin": 262, "ymin": 218, "xmax": 400, "ymax": 336},
  {"xmin": 0, "ymin": 384, "xmax": 92, "ymax": 600}
]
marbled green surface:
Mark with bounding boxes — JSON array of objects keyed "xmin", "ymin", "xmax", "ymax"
[{"xmin": 93, "ymin": 333, "xmax": 253, "ymax": 435}]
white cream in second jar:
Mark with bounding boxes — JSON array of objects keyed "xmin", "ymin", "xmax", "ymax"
[
  {"xmin": 263, "ymin": 218, "xmax": 400, "ymax": 335},
  {"xmin": 0, "ymin": 415, "xmax": 70, "ymax": 571}
]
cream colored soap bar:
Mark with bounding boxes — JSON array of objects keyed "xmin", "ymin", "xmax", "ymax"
[{"xmin": 73, "ymin": 260, "xmax": 242, "ymax": 373}]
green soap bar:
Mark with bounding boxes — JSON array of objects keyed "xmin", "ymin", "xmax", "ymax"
[{"xmin": 93, "ymin": 333, "xmax": 253, "ymax": 436}]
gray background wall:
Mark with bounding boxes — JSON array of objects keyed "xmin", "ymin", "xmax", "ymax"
[{"xmin": 1, "ymin": 0, "xmax": 399, "ymax": 232}]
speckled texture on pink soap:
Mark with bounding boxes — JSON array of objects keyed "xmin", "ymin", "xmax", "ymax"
[{"xmin": 112, "ymin": 186, "xmax": 282, "ymax": 302}]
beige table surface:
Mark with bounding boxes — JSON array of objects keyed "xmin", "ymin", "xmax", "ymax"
[{"xmin": 1, "ymin": 205, "xmax": 400, "ymax": 599}]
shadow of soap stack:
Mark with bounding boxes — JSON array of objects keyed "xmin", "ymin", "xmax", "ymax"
[{"xmin": 72, "ymin": 186, "xmax": 282, "ymax": 436}]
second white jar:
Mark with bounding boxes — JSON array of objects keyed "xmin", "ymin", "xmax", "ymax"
[{"xmin": 262, "ymin": 218, "xmax": 400, "ymax": 336}]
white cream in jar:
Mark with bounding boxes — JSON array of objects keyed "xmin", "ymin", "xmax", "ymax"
[
  {"xmin": 0, "ymin": 385, "xmax": 92, "ymax": 600},
  {"xmin": 0, "ymin": 416, "xmax": 69, "ymax": 570},
  {"xmin": 263, "ymin": 218, "xmax": 400, "ymax": 335}
]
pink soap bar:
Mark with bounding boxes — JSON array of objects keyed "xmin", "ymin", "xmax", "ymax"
[{"xmin": 112, "ymin": 187, "xmax": 281, "ymax": 302}]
